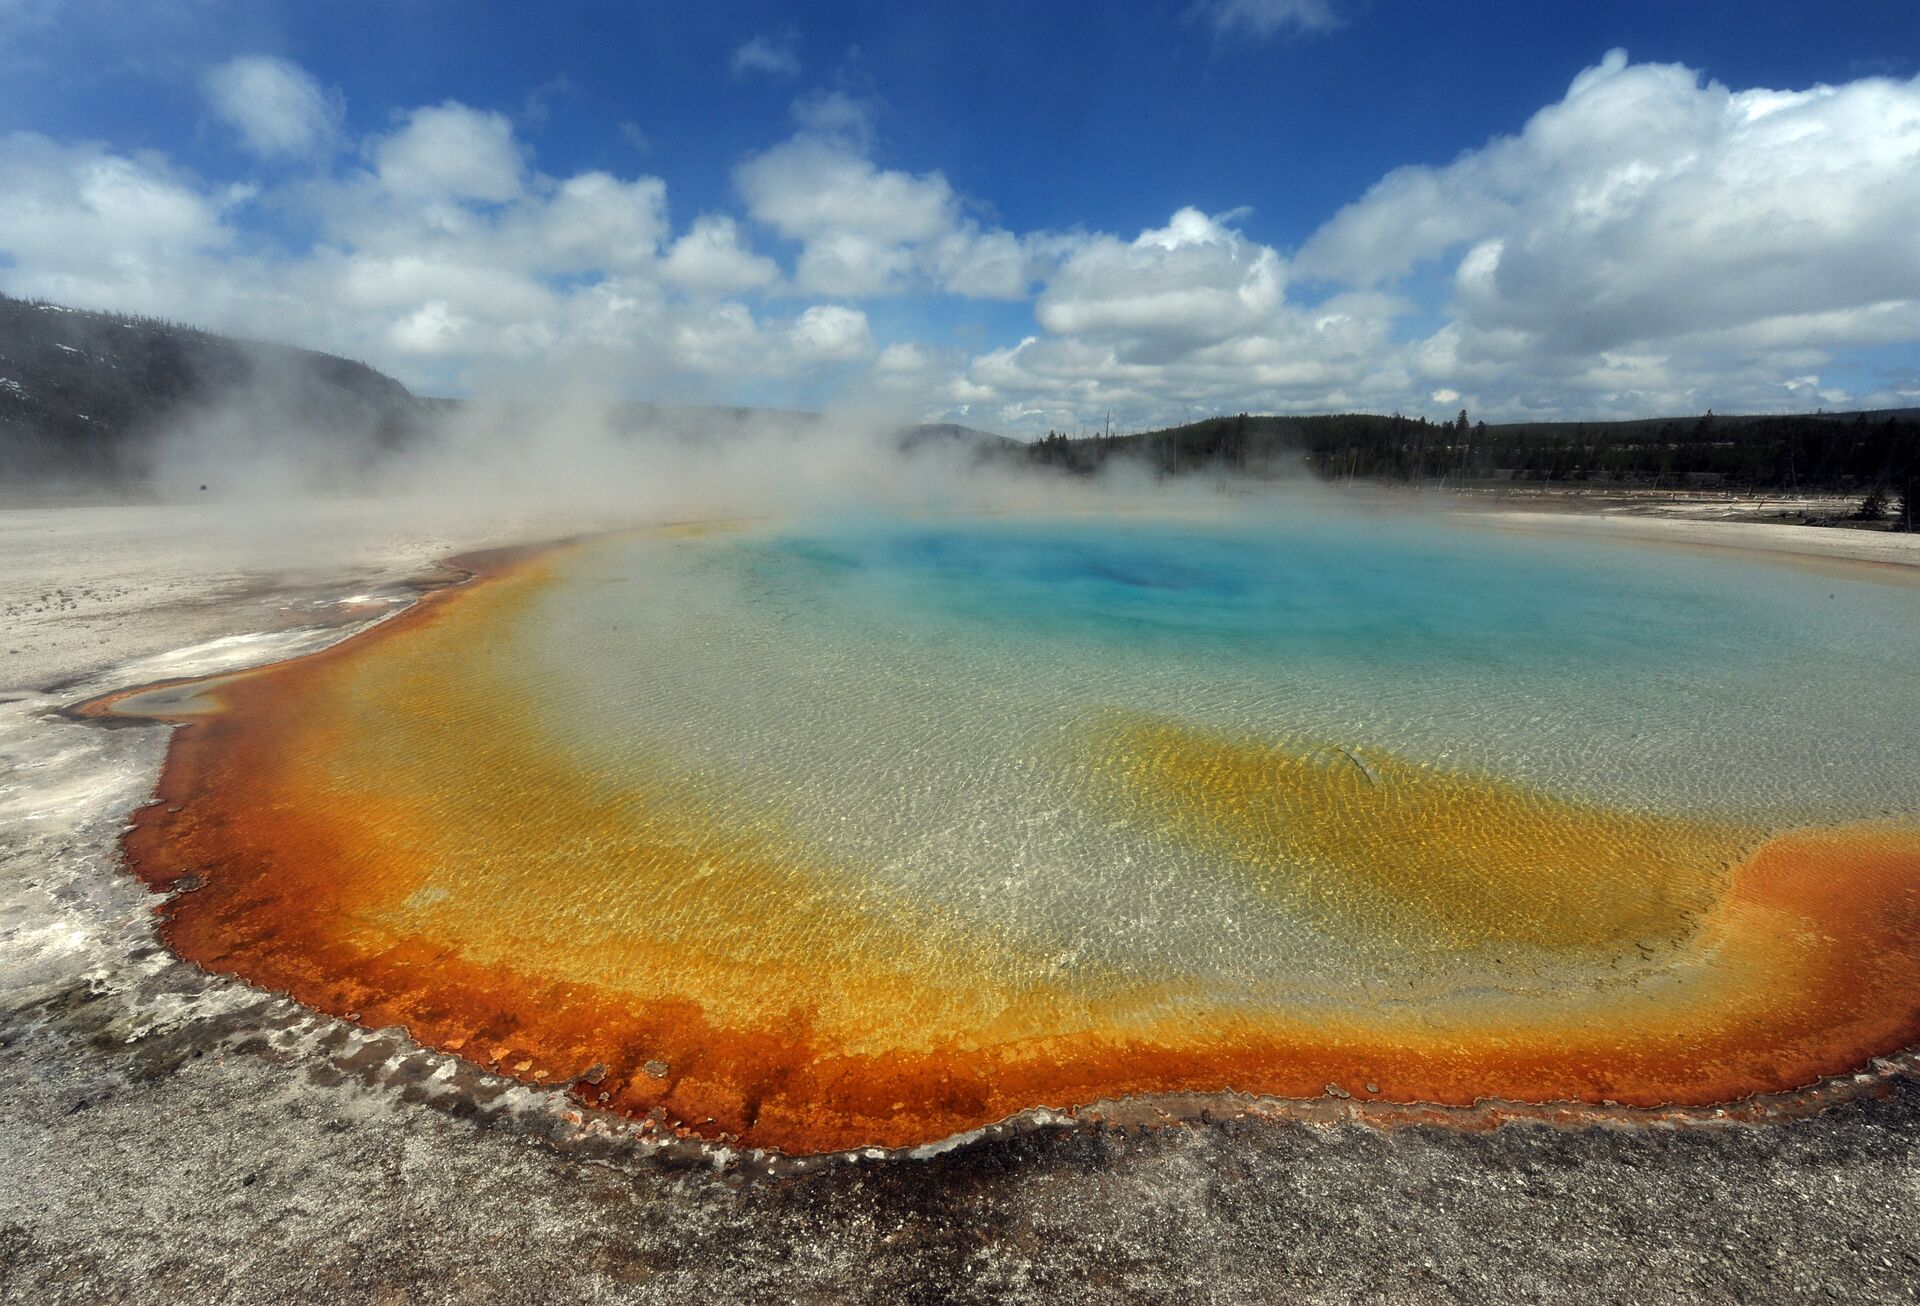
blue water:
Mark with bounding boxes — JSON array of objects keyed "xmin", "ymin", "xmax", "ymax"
[
  {"xmin": 488, "ymin": 508, "xmax": 1920, "ymax": 986},
  {"xmin": 750, "ymin": 511, "xmax": 1894, "ymax": 682},
  {"xmin": 516, "ymin": 509, "xmax": 1920, "ymax": 847}
]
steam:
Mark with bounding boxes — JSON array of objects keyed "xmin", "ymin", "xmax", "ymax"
[{"xmin": 134, "ymin": 361, "xmax": 1255, "ymax": 541}]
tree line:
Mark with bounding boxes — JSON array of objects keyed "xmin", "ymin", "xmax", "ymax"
[{"xmin": 1025, "ymin": 409, "xmax": 1920, "ymax": 499}]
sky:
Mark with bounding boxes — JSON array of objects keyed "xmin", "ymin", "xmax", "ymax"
[{"xmin": 1, "ymin": 0, "xmax": 1917, "ymax": 433}]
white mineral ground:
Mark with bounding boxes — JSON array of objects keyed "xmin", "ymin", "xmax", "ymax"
[{"xmin": 5, "ymin": 492, "xmax": 1920, "ymax": 1303}]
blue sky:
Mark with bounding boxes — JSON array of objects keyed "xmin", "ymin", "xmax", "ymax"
[{"xmin": 2, "ymin": 0, "xmax": 1918, "ymax": 430}]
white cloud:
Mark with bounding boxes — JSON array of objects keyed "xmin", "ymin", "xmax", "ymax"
[
  {"xmin": 203, "ymin": 55, "xmax": 342, "ymax": 159},
  {"xmin": 329, "ymin": 247, "xmax": 549, "ymax": 315},
  {"xmin": 661, "ymin": 215, "xmax": 780, "ymax": 294},
  {"xmin": 1292, "ymin": 167, "xmax": 1512, "ymax": 288},
  {"xmin": 388, "ymin": 298, "xmax": 469, "ymax": 354},
  {"xmin": 929, "ymin": 228, "xmax": 1036, "ymax": 300},
  {"xmin": 788, "ymin": 89, "xmax": 875, "ymax": 144},
  {"xmin": 955, "ymin": 282, "xmax": 1407, "ymax": 432},
  {"xmin": 735, "ymin": 93, "xmax": 1044, "ymax": 300},
  {"xmin": 1299, "ymin": 50, "xmax": 1920, "ymax": 367},
  {"xmin": 666, "ymin": 299, "xmax": 763, "ymax": 373},
  {"xmin": 0, "ymin": 132, "xmax": 239, "ymax": 315},
  {"xmin": 0, "ymin": 115, "xmax": 829, "ymax": 397},
  {"xmin": 791, "ymin": 229, "xmax": 917, "ymax": 298},
  {"xmin": 1036, "ymin": 208, "xmax": 1284, "ymax": 351},
  {"xmin": 6, "ymin": 49, "xmax": 1920, "ymax": 430},
  {"xmin": 944, "ymin": 200, "xmax": 1416, "ymax": 428},
  {"xmin": 739, "ymin": 134, "xmax": 955, "ymax": 246},
  {"xmin": 373, "ymin": 102, "xmax": 524, "ymax": 203},
  {"xmin": 1195, "ymin": 0, "xmax": 1339, "ymax": 41},
  {"xmin": 730, "ymin": 30, "xmax": 800, "ymax": 79},
  {"xmin": 875, "ymin": 341, "xmax": 938, "ymax": 375},
  {"xmin": 787, "ymin": 304, "xmax": 874, "ymax": 362},
  {"xmin": 288, "ymin": 108, "xmax": 671, "ymax": 364},
  {"xmin": 520, "ymin": 171, "xmax": 668, "ymax": 272}
]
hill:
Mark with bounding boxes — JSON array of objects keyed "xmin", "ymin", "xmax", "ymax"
[
  {"xmin": 0, "ymin": 295, "xmax": 1016, "ymax": 486},
  {"xmin": 899, "ymin": 422, "xmax": 1021, "ymax": 455},
  {"xmin": 0, "ymin": 294, "xmax": 424, "ymax": 484}
]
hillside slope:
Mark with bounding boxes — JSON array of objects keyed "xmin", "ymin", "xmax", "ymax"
[{"xmin": 0, "ymin": 295, "xmax": 423, "ymax": 483}]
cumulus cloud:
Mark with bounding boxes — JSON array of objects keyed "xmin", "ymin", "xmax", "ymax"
[
  {"xmin": 4, "ymin": 47, "xmax": 1920, "ymax": 433},
  {"xmin": 387, "ymin": 299, "xmax": 468, "ymax": 354},
  {"xmin": 372, "ymin": 102, "xmax": 525, "ymax": 203},
  {"xmin": 937, "ymin": 52, "xmax": 1920, "ymax": 432},
  {"xmin": 521, "ymin": 171, "xmax": 669, "ymax": 271},
  {"xmin": 1036, "ymin": 208, "xmax": 1283, "ymax": 351},
  {"xmin": 931, "ymin": 227, "xmax": 1057, "ymax": 301},
  {"xmin": 203, "ymin": 55, "xmax": 342, "ymax": 158},
  {"xmin": 1195, "ymin": 0, "xmax": 1339, "ymax": 42},
  {"xmin": 739, "ymin": 118, "xmax": 955, "ymax": 247},
  {"xmin": 735, "ymin": 92, "xmax": 1044, "ymax": 300},
  {"xmin": 1300, "ymin": 50, "xmax": 1920, "ymax": 361},
  {"xmin": 0, "ymin": 133, "xmax": 229, "ymax": 261},
  {"xmin": 787, "ymin": 303, "xmax": 873, "ymax": 362},
  {"xmin": 788, "ymin": 230, "xmax": 915, "ymax": 298},
  {"xmin": 958, "ymin": 287, "xmax": 1406, "ymax": 433},
  {"xmin": 661, "ymin": 215, "xmax": 781, "ymax": 294},
  {"xmin": 285, "ymin": 129, "xmax": 673, "ymax": 370},
  {"xmin": 0, "ymin": 132, "xmax": 244, "ymax": 314},
  {"xmin": 730, "ymin": 30, "xmax": 801, "ymax": 79},
  {"xmin": 0, "ymin": 102, "xmax": 857, "ymax": 401},
  {"xmin": 927, "ymin": 195, "xmax": 1420, "ymax": 433}
]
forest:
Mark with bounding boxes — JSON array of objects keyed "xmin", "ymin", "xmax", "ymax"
[{"xmin": 1025, "ymin": 409, "xmax": 1920, "ymax": 501}]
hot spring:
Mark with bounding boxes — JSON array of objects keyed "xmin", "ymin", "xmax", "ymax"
[{"xmin": 117, "ymin": 506, "xmax": 1920, "ymax": 1153}]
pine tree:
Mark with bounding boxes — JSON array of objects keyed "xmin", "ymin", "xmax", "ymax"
[{"xmin": 1855, "ymin": 488, "xmax": 1888, "ymax": 522}]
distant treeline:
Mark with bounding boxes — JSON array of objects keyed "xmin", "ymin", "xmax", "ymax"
[{"xmin": 1024, "ymin": 410, "xmax": 1920, "ymax": 493}]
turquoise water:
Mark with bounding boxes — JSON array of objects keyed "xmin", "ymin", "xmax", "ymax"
[
  {"xmin": 719, "ymin": 509, "xmax": 1920, "ymax": 812},
  {"xmin": 489, "ymin": 507, "xmax": 1920, "ymax": 995},
  {"xmin": 765, "ymin": 511, "xmax": 1833, "ymax": 676}
]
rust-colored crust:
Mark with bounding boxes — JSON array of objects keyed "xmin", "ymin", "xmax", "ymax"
[{"xmin": 109, "ymin": 535, "xmax": 1920, "ymax": 1156}]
